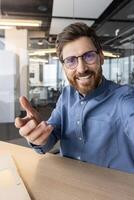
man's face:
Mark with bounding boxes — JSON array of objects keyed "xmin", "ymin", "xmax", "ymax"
[{"xmin": 62, "ymin": 36, "xmax": 104, "ymax": 95}]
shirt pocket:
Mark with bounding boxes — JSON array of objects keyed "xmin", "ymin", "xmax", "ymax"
[{"xmin": 84, "ymin": 115, "xmax": 119, "ymax": 167}]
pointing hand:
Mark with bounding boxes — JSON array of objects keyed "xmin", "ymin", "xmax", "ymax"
[{"xmin": 15, "ymin": 96, "xmax": 54, "ymax": 145}]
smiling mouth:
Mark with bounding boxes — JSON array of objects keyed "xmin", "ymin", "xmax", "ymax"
[{"xmin": 77, "ymin": 74, "xmax": 92, "ymax": 80}]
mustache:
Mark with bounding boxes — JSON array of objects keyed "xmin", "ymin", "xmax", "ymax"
[{"xmin": 76, "ymin": 70, "xmax": 95, "ymax": 78}]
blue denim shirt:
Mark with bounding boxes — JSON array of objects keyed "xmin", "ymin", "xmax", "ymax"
[{"xmin": 32, "ymin": 77, "xmax": 134, "ymax": 173}]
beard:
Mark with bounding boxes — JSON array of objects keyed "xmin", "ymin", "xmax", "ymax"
[{"xmin": 66, "ymin": 66, "xmax": 102, "ymax": 95}]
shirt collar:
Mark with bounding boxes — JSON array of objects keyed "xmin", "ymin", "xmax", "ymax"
[{"xmin": 77, "ymin": 76, "xmax": 108, "ymax": 100}]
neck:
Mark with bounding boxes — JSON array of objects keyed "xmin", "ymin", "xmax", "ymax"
[{"xmin": 79, "ymin": 77, "xmax": 103, "ymax": 97}]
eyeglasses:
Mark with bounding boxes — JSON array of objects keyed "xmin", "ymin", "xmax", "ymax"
[{"xmin": 62, "ymin": 50, "xmax": 99, "ymax": 69}]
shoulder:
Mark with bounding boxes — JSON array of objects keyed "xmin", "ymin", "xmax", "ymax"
[
  {"xmin": 104, "ymin": 78, "xmax": 134, "ymax": 111},
  {"xmin": 116, "ymin": 85, "xmax": 134, "ymax": 119},
  {"xmin": 116, "ymin": 85, "xmax": 134, "ymax": 139},
  {"xmin": 106, "ymin": 78, "xmax": 134, "ymax": 98},
  {"xmin": 117, "ymin": 84, "xmax": 134, "ymax": 100}
]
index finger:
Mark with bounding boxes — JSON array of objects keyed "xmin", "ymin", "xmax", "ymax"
[{"xmin": 19, "ymin": 96, "xmax": 37, "ymax": 118}]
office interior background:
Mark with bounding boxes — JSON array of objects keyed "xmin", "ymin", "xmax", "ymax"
[{"xmin": 0, "ymin": 0, "xmax": 134, "ymax": 147}]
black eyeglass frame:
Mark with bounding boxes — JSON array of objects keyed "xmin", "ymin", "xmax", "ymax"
[{"xmin": 62, "ymin": 50, "xmax": 99, "ymax": 69}]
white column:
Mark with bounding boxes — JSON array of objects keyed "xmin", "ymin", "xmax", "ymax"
[{"xmin": 5, "ymin": 28, "xmax": 29, "ymax": 98}]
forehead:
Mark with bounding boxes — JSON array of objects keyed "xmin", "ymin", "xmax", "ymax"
[{"xmin": 62, "ymin": 36, "xmax": 96, "ymax": 59}]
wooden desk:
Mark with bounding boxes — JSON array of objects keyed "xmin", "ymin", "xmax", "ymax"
[{"xmin": 0, "ymin": 141, "xmax": 134, "ymax": 200}]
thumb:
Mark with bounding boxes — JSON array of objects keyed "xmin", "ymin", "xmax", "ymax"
[{"xmin": 19, "ymin": 96, "xmax": 40, "ymax": 122}]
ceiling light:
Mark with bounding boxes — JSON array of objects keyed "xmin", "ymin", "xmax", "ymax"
[
  {"xmin": 29, "ymin": 48, "xmax": 56, "ymax": 56},
  {"xmin": 0, "ymin": 19, "xmax": 42, "ymax": 27},
  {"xmin": 127, "ymin": 14, "xmax": 134, "ymax": 19},
  {"xmin": 115, "ymin": 29, "xmax": 120, "ymax": 36},
  {"xmin": 29, "ymin": 52, "xmax": 46, "ymax": 56},
  {"xmin": 30, "ymin": 58, "xmax": 48, "ymax": 63},
  {"xmin": 0, "ymin": 25, "xmax": 13, "ymax": 29},
  {"xmin": 38, "ymin": 5, "xmax": 48, "ymax": 12},
  {"xmin": 103, "ymin": 51, "xmax": 120, "ymax": 58}
]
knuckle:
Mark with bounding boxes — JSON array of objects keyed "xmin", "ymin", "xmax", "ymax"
[
  {"xmin": 15, "ymin": 117, "xmax": 22, "ymax": 128},
  {"xmin": 32, "ymin": 137, "xmax": 42, "ymax": 145},
  {"xmin": 27, "ymin": 137, "xmax": 34, "ymax": 143},
  {"xmin": 35, "ymin": 134, "xmax": 47, "ymax": 146},
  {"xmin": 28, "ymin": 119, "xmax": 37, "ymax": 129},
  {"xmin": 35, "ymin": 140, "xmax": 41, "ymax": 146},
  {"xmin": 19, "ymin": 128, "xmax": 26, "ymax": 137},
  {"xmin": 40, "ymin": 121, "xmax": 47, "ymax": 128}
]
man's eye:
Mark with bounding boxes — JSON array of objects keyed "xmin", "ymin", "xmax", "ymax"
[
  {"xmin": 84, "ymin": 53, "xmax": 93, "ymax": 59},
  {"xmin": 84, "ymin": 52, "xmax": 96, "ymax": 61},
  {"xmin": 66, "ymin": 57, "xmax": 76, "ymax": 63}
]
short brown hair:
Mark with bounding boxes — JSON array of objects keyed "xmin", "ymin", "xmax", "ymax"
[{"xmin": 56, "ymin": 22, "xmax": 102, "ymax": 62}]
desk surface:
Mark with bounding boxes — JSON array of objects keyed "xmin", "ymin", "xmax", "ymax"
[{"xmin": 0, "ymin": 141, "xmax": 134, "ymax": 200}]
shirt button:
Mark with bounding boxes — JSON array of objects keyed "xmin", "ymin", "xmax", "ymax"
[
  {"xmin": 80, "ymin": 101, "xmax": 84, "ymax": 105},
  {"xmin": 77, "ymin": 120, "xmax": 80, "ymax": 125},
  {"xmin": 77, "ymin": 156, "xmax": 81, "ymax": 160},
  {"xmin": 78, "ymin": 137, "xmax": 82, "ymax": 140}
]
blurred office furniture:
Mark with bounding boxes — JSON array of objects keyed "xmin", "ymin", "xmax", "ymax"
[
  {"xmin": 29, "ymin": 86, "xmax": 60, "ymax": 108},
  {"xmin": 129, "ymin": 68, "xmax": 134, "ymax": 85}
]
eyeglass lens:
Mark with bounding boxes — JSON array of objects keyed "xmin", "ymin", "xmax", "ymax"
[{"xmin": 64, "ymin": 51, "xmax": 98, "ymax": 68}]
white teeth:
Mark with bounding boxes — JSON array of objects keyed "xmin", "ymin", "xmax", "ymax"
[{"xmin": 78, "ymin": 75, "xmax": 91, "ymax": 80}]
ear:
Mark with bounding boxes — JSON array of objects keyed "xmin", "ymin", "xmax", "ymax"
[{"xmin": 99, "ymin": 51, "xmax": 104, "ymax": 65}]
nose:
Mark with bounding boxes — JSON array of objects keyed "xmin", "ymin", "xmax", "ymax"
[{"xmin": 76, "ymin": 57, "xmax": 88, "ymax": 73}]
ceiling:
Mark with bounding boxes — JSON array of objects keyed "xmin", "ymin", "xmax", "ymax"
[{"xmin": 0, "ymin": 0, "xmax": 134, "ymax": 56}]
